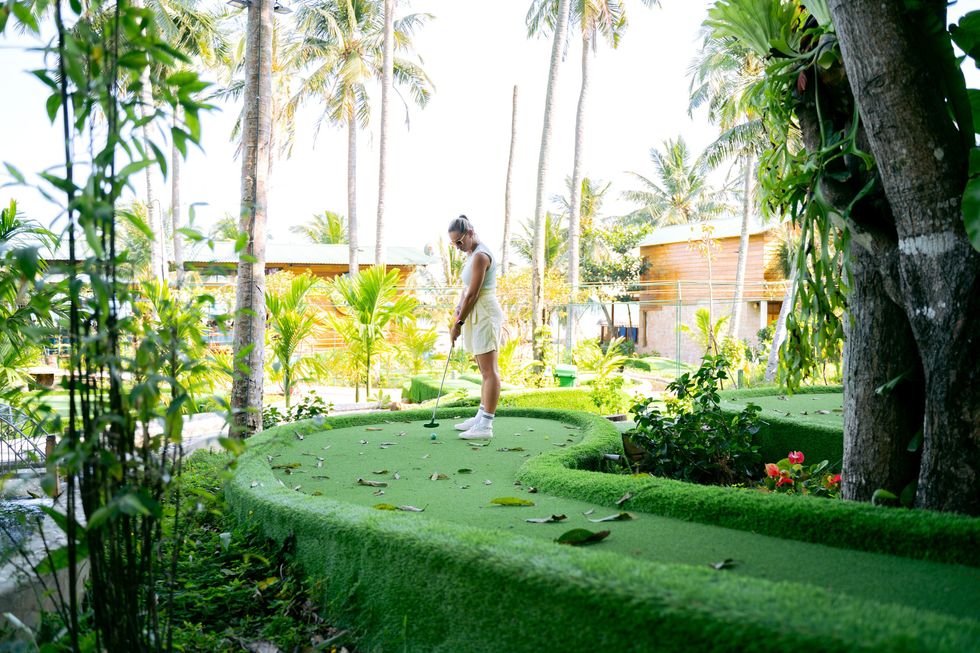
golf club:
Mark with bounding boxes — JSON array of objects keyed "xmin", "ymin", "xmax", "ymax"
[{"xmin": 423, "ymin": 341, "xmax": 454, "ymax": 428}]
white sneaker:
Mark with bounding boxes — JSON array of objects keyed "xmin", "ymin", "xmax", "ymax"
[
  {"xmin": 454, "ymin": 414, "xmax": 481, "ymax": 431},
  {"xmin": 459, "ymin": 424, "xmax": 493, "ymax": 440}
]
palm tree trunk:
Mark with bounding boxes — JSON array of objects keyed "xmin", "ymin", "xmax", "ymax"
[
  {"xmin": 765, "ymin": 266, "xmax": 797, "ymax": 382},
  {"xmin": 366, "ymin": 348, "xmax": 372, "ymax": 399},
  {"xmin": 231, "ymin": 0, "xmax": 273, "ymax": 436},
  {"xmin": 348, "ymin": 115, "xmax": 359, "ymax": 275},
  {"xmin": 566, "ymin": 32, "xmax": 591, "ymax": 354},
  {"xmin": 501, "ymin": 85, "xmax": 518, "ymax": 277},
  {"xmin": 137, "ymin": 63, "xmax": 165, "ymax": 283},
  {"xmin": 171, "ymin": 107, "xmax": 184, "ymax": 287},
  {"xmin": 375, "ymin": 0, "xmax": 394, "ymax": 268},
  {"xmin": 728, "ymin": 151, "xmax": 752, "ymax": 339},
  {"xmin": 531, "ymin": 0, "xmax": 571, "ymax": 361}
]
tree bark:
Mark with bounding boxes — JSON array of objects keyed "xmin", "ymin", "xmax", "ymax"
[
  {"xmin": 375, "ymin": 0, "xmax": 394, "ymax": 268},
  {"xmin": 531, "ymin": 0, "xmax": 571, "ymax": 361},
  {"xmin": 842, "ymin": 242, "xmax": 922, "ymax": 501},
  {"xmin": 728, "ymin": 152, "xmax": 752, "ymax": 339},
  {"xmin": 348, "ymin": 115, "xmax": 359, "ymax": 276},
  {"xmin": 830, "ymin": 0, "xmax": 980, "ymax": 514},
  {"xmin": 765, "ymin": 265, "xmax": 795, "ymax": 382},
  {"xmin": 137, "ymin": 62, "xmax": 165, "ymax": 283},
  {"xmin": 171, "ymin": 106, "xmax": 184, "ymax": 287},
  {"xmin": 565, "ymin": 32, "xmax": 591, "ymax": 354},
  {"xmin": 501, "ymin": 85, "xmax": 518, "ymax": 277},
  {"xmin": 231, "ymin": 0, "xmax": 273, "ymax": 437}
]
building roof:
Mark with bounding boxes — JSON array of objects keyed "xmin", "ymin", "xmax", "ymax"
[
  {"xmin": 638, "ymin": 218, "xmax": 774, "ymax": 247},
  {"xmin": 187, "ymin": 241, "xmax": 433, "ymax": 266},
  {"xmin": 51, "ymin": 241, "xmax": 434, "ymax": 267}
]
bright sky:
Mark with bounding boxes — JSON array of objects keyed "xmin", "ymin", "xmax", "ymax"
[{"xmin": 1, "ymin": 1, "xmax": 978, "ymax": 260}]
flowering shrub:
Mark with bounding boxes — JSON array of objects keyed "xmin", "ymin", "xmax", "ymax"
[{"xmin": 761, "ymin": 450, "xmax": 842, "ymax": 498}]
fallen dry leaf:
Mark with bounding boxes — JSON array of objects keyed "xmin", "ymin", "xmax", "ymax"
[
  {"xmin": 588, "ymin": 512, "xmax": 635, "ymax": 523},
  {"xmin": 357, "ymin": 478, "xmax": 388, "ymax": 488},
  {"xmin": 525, "ymin": 514, "xmax": 566, "ymax": 524}
]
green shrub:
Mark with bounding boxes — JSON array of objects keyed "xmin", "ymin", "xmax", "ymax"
[
  {"xmin": 627, "ymin": 356, "xmax": 762, "ymax": 484},
  {"xmin": 263, "ymin": 391, "xmax": 332, "ymax": 429}
]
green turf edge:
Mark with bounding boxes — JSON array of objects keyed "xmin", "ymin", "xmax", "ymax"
[
  {"xmin": 443, "ymin": 387, "xmax": 601, "ymax": 413},
  {"xmin": 719, "ymin": 385, "xmax": 844, "ymax": 399},
  {"xmin": 514, "ymin": 408, "xmax": 980, "ymax": 567},
  {"xmin": 226, "ymin": 411, "xmax": 980, "ymax": 653}
]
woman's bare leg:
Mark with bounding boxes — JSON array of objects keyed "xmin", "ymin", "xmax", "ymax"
[{"xmin": 474, "ymin": 349, "xmax": 500, "ymax": 414}]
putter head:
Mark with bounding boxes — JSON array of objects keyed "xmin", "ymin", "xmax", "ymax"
[{"xmin": 423, "ymin": 420, "xmax": 439, "ymax": 428}]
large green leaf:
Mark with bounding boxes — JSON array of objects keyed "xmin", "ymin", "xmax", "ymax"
[
  {"xmin": 950, "ymin": 10, "xmax": 980, "ymax": 64},
  {"xmin": 706, "ymin": 0, "xmax": 800, "ymax": 58}
]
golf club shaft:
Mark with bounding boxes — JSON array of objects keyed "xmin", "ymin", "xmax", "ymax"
[{"xmin": 428, "ymin": 341, "xmax": 454, "ymax": 424}]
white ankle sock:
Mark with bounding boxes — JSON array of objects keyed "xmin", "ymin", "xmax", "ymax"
[{"xmin": 479, "ymin": 412, "xmax": 494, "ymax": 428}]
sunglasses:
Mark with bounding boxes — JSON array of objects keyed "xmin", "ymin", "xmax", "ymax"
[{"xmin": 452, "ymin": 234, "xmax": 466, "ymax": 248}]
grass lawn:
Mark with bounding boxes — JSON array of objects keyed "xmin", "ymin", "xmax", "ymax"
[
  {"xmin": 267, "ymin": 416, "xmax": 979, "ymax": 621},
  {"xmin": 721, "ymin": 392, "xmax": 844, "ymax": 429}
]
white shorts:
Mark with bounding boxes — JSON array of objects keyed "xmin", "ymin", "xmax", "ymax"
[{"xmin": 463, "ymin": 292, "xmax": 503, "ymax": 356}]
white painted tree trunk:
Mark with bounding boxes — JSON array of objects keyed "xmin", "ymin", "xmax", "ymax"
[
  {"xmin": 565, "ymin": 32, "xmax": 591, "ymax": 354},
  {"xmin": 728, "ymin": 151, "xmax": 752, "ymax": 339},
  {"xmin": 501, "ymin": 85, "xmax": 518, "ymax": 277},
  {"xmin": 348, "ymin": 116, "xmax": 359, "ymax": 276},
  {"xmin": 231, "ymin": 0, "xmax": 273, "ymax": 436},
  {"xmin": 531, "ymin": 0, "xmax": 571, "ymax": 360},
  {"xmin": 375, "ymin": 0, "xmax": 394, "ymax": 268},
  {"xmin": 171, "ymin": 106, "xmax": 184, "ymax": 287}
]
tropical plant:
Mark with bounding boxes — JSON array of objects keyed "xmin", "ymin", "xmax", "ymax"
[
  {"xmin": 588, "ymin": 336, "xmax": 629, "ymax": 413},
  {"xmin": 289, "ymin": 0, "xmax": 433, "ymax": 274},
  {"xmin": 265, "ymin": 273, "xmax": 325, "ymax": 407},
  {"xmin": 328, "ymin": 266, "xmax": 416, "ymax": 400},
  {"xmin": 689, "ymin": 28, "xmax": 767, "ymax": 339},
  {"xmin": 438, "ymin": 236, "xmax": 465, "ymax": 287},
  {"xmin": 761, "ymin": 450, "xmax": 841, "ymax": 499},
  {"xmin": 622, "ymin": 136, "xmax": 736, "ymax": 226},
  {"xmin": 393, "ymin": 318, "xmax": 438, "ymax": 375},
  {"xmin": 512, "ymin": 212, "xmax": 567, "ymax": 270},
  {"xmin": 626, "ymin": 355, "xmax": 762, "ymax": 484},
  {"xmin": 681, "ymin": 307, "xmax": 730, "ymax": 357},
  {"xmin": 0, "ymin": 200, "xmax": 59, "ymax": 402},
  {"xmin": 502, "ymin": 85, "xmax": 519, "ymax": 276},
  {"xmin": 375, "ymin": 0, "xmax": 395, "ymax": 266},
  {"xmin": 526, "ymin": 0, "xmax": 572, "ymax": 362},
  {"xmin": 1, "ymin": 0, "xmax": 220, "ymax": 648},
  {"xmin": 290, "ymin": 211, "xmax": 349, "ymax": 244},
  {"xmin": 209, "ymin": 213, "xmax": 241, "ymax": 240}
]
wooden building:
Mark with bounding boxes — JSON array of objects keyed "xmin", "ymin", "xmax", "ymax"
[{"xmin": 635, "ymin": 219, "xmax": 790, "ymax": 364}]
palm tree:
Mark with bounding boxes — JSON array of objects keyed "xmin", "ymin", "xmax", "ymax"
[
  {"xmin": 230, "ymin": 0, "xmax": 274, "ymax": 437},
  {"xmin": 290, "ymin": 211, "xmax": 350, "ymax": 243},
  {"xmin": 681, "ymin": 307, "xmax": 729, "ymax": 357},
  {"xmin": 512, "ymin": 212, "xmax": 567, "ymax": 271},
  {"xmin": 210, "ymin": 214, "xmax": 240, "ymax": 240},
  {"xmin": 501, "ymin": 84, "xmax": 519, "ymax": 277},
  {"xmin": 290, "ymin": 0, "xmax": 432, "ymax": 276},
  {"xmin": 526, "ymin": 0, "xmax": 572, "ymax": 361},
  {"xmin": 266, "ymin": 273, "xmax": 324, "ymax": 407},
  {"xmin": 375, "ymin": 0, "xmax": 395, "ymax": 267},
  {"xmin": 689, "ymin": 30, "xmax": 766, "ymax": 339},
  {"xmin": 622, "ymin": 136, "xmax": 734, "ymax": 226},
  {"xmin": 328, "ymin": 266, "xmax": 416, "ymax": 400},
  {"xmin": 438, "ymin": 237, "xmax": 465, "ymax": 288}
]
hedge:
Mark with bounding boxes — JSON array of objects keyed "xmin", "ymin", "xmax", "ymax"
[
  {"xmin": 514, "ymin": 409, "xmax": 979, "ymax": 567},
  {"xmin": 405, "ymin": 375, "xmax": 481, "ymax": 403},
  {"xmin": 741, "ymin": 412, "xmax": 844, "ymax": 466},
  {"xmin": 445, "ymin": 387, "xmax": 603, "ymax": 413},
  {"xmin": 719, "ymin": 384, "xmax": 844, "ymax": 399},
  {"xmin": 226, "ymin": 409, "xmax": 980, "ymax": 653}
]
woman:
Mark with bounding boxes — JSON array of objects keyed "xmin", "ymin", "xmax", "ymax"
[{"xmin": 448, "ymin": 215, "xmax": 503, "ymax": 439}]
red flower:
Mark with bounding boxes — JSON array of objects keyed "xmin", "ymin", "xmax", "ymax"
[
  {"xmin": 827, "ymin": 474, "xmax": 842, "ymax": 486},
  {"xmin": 765, "ymin": 463, "xmax": 780, "ymax": 478},
  {"xmin": 776, "ymin": 477, "xmax": 794, "ymax": 487},
  {"xmin": 788, "ymin": 451, "xmax": 804, "ymax": 465}
]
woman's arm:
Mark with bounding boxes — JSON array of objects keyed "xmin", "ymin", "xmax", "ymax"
[{"xmin": 450, "ymin": 252, "xmax": 490, "ymax": 342}]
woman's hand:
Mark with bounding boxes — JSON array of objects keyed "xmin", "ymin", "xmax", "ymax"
[{"xmin": 450, "ymin": 322, "xmax": 461, "ymax": 344}]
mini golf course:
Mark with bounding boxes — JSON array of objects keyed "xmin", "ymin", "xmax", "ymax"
[{"xmin": 227, "ymin": 407, "xmax": 980, "ymax": 652}]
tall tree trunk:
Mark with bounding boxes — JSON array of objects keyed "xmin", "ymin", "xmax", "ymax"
[
  {"xmin": 375, "ymin": 0, "xmax": 394, "ymax": 268},
  {"xmin": 728, "ymin": 152, "xmax": 752, "ymax": 339},
  {"xmin": 231, "ymin": 0, "xmax": 273, "ymax": 437},
  {"xmin": 565, "ymin": 32, "xmax": 591, "ymax": 354},
  {"xmin": 136, "ymin": 59, "xmax": 165, "ymax": 283},
  {"xmin": 765, "ymin": 266, "xmax": 796, "ymax": 382},
  {"xmin": 501, "ymin": 85, "xmax": 518, "ymax": 277},
  {"xmin": 171, "ymin": 107, "xmax": 184, "ymax": 287},
  {"xmin": 531, "ymin": 0, "xmax": 571, "ymax": 361},
  {"xmin": 348, "ymin": 115, "xmax": 359, "ymax": 275},
  {"xmin": 842, "ymin": 242, "xmax": 923, "ymax": 500},
  {"xmin": 830, "ymin": 0, "xmax": 980, "ymax": 514}
]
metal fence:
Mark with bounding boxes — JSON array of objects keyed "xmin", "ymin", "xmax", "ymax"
[{"xmin": 0, "ymin": 404, "xmax": 51, "ymax": 475}]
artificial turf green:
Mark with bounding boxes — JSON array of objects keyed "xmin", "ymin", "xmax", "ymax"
[
  {"xmin": 722, "ymin": 391, "xmax": 844, "ymax": 430},
  {"xmin": 262, "ymin": 415, "xmax": 980, "ymax": 621}
]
